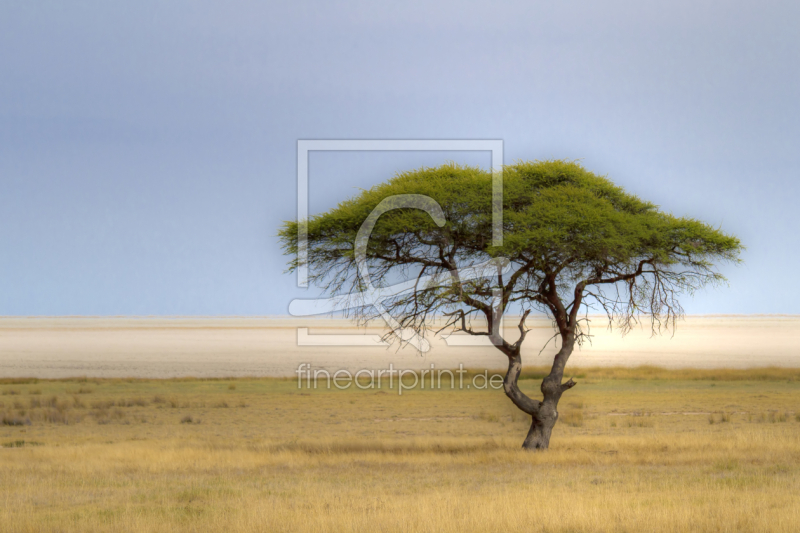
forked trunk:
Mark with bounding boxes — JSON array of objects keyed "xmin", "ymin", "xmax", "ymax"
[{"xmin": 501, "ymin": 333, "xmax": 576, "ymax": 451}]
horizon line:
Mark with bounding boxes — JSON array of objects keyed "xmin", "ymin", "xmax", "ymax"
[{"xmin": 2, "ymin": 314, "xmax": 800, "ymax": 320}]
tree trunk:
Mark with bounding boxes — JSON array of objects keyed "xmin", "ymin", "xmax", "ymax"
[
  {"xmin": 522, "ymin": 402, "xmax": 558, "ymax": 450},
  {"xmin": 502, "ymin": 333, "xmax": 576, "ymax": 451}
]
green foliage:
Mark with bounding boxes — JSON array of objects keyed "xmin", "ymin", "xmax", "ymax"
[
  {"xmin": 279, "ymin": 160, "xmax": 742, "ymax": 340},
  {"xmin": 280, "ymin": 160, "xmax": 739, "ymax": 271},
  {"xmin": 499, "ymin": 161, "xmax": 739, "ymax": 266}
]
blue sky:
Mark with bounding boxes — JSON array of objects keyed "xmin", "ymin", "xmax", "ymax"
[{"xmin": 1, "ymin": 0, "xmax": 799, "ymax": 315}]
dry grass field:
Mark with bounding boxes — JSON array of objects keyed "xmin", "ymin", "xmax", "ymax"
[{"xmin": 2, "ymin": 367, "xmax": 800, "ymax": 532}]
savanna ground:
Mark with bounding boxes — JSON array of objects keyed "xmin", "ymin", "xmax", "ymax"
[{"xmin": 2, "ymin": 367, "xmax": 800, "ymax": 532}]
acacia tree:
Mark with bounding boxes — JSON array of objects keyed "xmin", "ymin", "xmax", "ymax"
[{"xmin": 279, "ymin": 160, "xmax": 742, "ymax": 450}]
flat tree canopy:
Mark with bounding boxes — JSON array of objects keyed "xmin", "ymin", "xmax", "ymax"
[{"xmin": 279, "ymin": 160, "xmax": 742, "ymax": 449}]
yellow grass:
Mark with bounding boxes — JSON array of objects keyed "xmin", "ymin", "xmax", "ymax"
[{"xmin": 2, "ymin": 366, "xmax": 800, "ymax": 532}]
